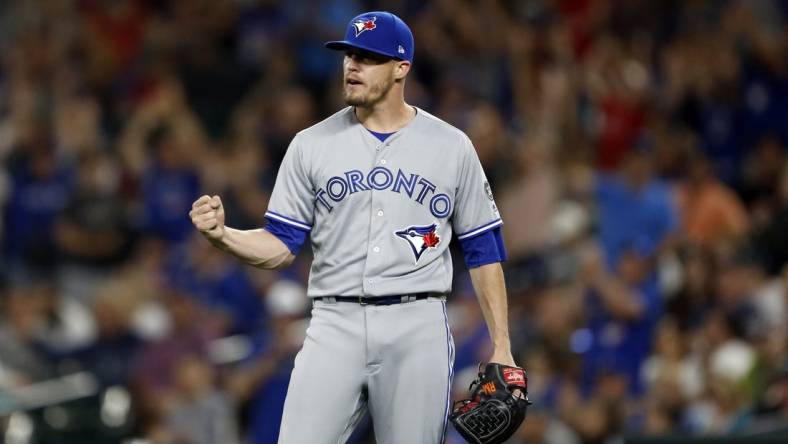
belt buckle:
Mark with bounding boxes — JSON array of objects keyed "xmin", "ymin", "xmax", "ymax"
[{"xmin": 358, "ymin": 296, "xmax": 367, "ymax": 306}]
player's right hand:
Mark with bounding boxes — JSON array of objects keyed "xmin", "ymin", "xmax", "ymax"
[{"xmin": 190, "ymin": 195, "xmax": 225, "ymax": 241}]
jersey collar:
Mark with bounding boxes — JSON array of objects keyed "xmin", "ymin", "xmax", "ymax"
[{"xmin": 349, "ymin": 106, "xmax": 421, "ymax": 148}]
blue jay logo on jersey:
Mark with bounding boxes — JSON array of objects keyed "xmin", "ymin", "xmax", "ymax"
[{"xmin": 395, "ymin": 223, "xmax": 441, "ymax": 263}]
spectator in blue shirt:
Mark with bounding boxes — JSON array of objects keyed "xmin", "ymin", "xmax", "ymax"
[
  {"xmin": 594, "ymin": 149, "xmax": 679, "ymax": 271},
  {"xmin": 138, "ymin": 124, "xmax": 202, "ymax": 245},
  {"xmin": 579, "ymin": 243, "xmax": 663, "ymax": 395},
  {"xmin": 580, "ymin": 150, "xmax": 679, "ymax": 394},
  {"xmin": 3, "ymin": 144, "xmax": 74, "ymax": 271},
  {"xmin": 164, "ymin": 237, "xmax": 264, "ymax": 335}
]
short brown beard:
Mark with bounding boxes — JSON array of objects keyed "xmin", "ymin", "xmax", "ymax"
[{"xmin": 343, "ymin": 74, "xmax": 396, "ymax": 107}]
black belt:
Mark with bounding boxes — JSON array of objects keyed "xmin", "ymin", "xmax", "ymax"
[{"xmin": 315, "ymin": 292, "xmax": 444, "ymax": 306}]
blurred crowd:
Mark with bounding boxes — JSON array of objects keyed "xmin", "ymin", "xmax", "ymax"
[{"xmin": 0, "ymin": 0, "xmax": 787, "ymax": 443}]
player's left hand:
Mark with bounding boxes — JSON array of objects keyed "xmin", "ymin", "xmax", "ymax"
[
  {"xmin": 489, "ymin": 351, "xmax": 526, "ymax": 400},
  {"xmin": 450, "ymin": 362, "xmax": 531, "ymax": 444}
]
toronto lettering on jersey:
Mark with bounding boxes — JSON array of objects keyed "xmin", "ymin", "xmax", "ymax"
[{"xmin": 314, "ymin": 167, "xmax": 453, "ymax": 219}]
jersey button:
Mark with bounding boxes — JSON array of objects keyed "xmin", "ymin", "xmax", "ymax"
[
  {"xmin": 377, "ymin": 210, "xmax": 384, "ymax": 216},
  {"xmin": 373, "ymin": 246, "xmax": 380, "ymax": 253},
  {"xmin": 380, "ymin": 159, "xmax": 387, "ymax": 165}
]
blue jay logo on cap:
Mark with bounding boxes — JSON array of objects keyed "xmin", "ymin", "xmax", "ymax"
[{"xmin": 352, "ymin": 16, "xmax": 377, "ymax": 37}]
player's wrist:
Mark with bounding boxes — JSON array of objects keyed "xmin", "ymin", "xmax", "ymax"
[
  {"xmin": 489, "ymin": 349, "xmax": 516, "ymax": 367},
  {"xmin": 491, "ymin": 335, "xmax": 512, "ymax": 352},
  {"xmin": 206, "ymin": 227, "xmax": 229, "ymax": 248}
]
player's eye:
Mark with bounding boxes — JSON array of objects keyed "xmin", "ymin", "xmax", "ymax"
[{"xmin": 345, "ymin": 49, "xmax": 389, "ymax": 65}]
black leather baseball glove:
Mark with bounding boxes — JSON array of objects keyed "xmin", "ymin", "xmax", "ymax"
[{"xmin": 449, "ymin": 363, "xmax": 531, "ymax": 444}]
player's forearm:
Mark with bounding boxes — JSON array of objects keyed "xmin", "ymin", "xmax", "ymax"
[
  {"xmin": 212, "ymin": 227, "xmax": 295, "ymax": 270},
  {"xmin": 469, "ymin": 262, "xmax": 514, "ymax": 363}
]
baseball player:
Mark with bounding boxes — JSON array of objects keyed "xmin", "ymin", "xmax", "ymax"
[{"xmin": 190, "ymin": 11, "xmax": 526, "ymax": 444}]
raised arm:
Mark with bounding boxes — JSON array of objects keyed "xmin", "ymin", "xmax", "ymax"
[{"xmin": 190, "ymin": 195, "xmax": 294, "ymax": 269}]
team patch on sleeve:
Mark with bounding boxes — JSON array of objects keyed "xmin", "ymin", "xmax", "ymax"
[{"xmin": 484, "ymin": 181, "xmax": 494, "ymax": 200}]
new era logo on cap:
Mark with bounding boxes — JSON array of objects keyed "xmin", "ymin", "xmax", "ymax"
[
  {"xmin": 352, "ymin": 16, "xmax": 377, "ymax": 37},
  {"xmin": 398, "ymin": 45, "xmax": 405, "ymax": 54}
]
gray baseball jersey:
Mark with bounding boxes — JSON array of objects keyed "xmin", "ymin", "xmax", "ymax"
[{"xmin": 265, "ymin": 106, "xmax": 502, "ymax": 297}]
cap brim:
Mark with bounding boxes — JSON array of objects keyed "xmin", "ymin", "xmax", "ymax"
[{"xmin": 324, "ymin": 40, "xmax": 400, "ymax": 60}]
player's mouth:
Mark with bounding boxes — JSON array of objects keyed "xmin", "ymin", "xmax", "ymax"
[{"xmin": 346, "ymin": 77, "xmax": 364, "ymax": 86}]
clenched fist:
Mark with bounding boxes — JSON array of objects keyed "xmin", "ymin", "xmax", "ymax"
[{"xmin": 190, "ymin": 195, "xmax": 225, "ymax": 241}]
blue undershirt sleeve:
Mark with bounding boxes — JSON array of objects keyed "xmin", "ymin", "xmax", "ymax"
[
  {"xmin": 458, "ymin": 226, "xmax": 508, "ymax": 268},
  {"xmin": 263, "ymin": 216, "xmax": 309, "ymax": 255}
]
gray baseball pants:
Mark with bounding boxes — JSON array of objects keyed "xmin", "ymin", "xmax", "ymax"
[{"xmin": 277, "ymin": 297, "xmax": 455, "ymax": 444}]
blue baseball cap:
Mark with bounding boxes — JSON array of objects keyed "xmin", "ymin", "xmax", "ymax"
[{"xmin": 325, "ymin": 11, "xmax": 414, "ymax": 63}]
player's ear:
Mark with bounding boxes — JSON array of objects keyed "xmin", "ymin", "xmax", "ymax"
[{"xmin": 394, "ymin": 60, "xmax": 411, "ymax": 82}]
